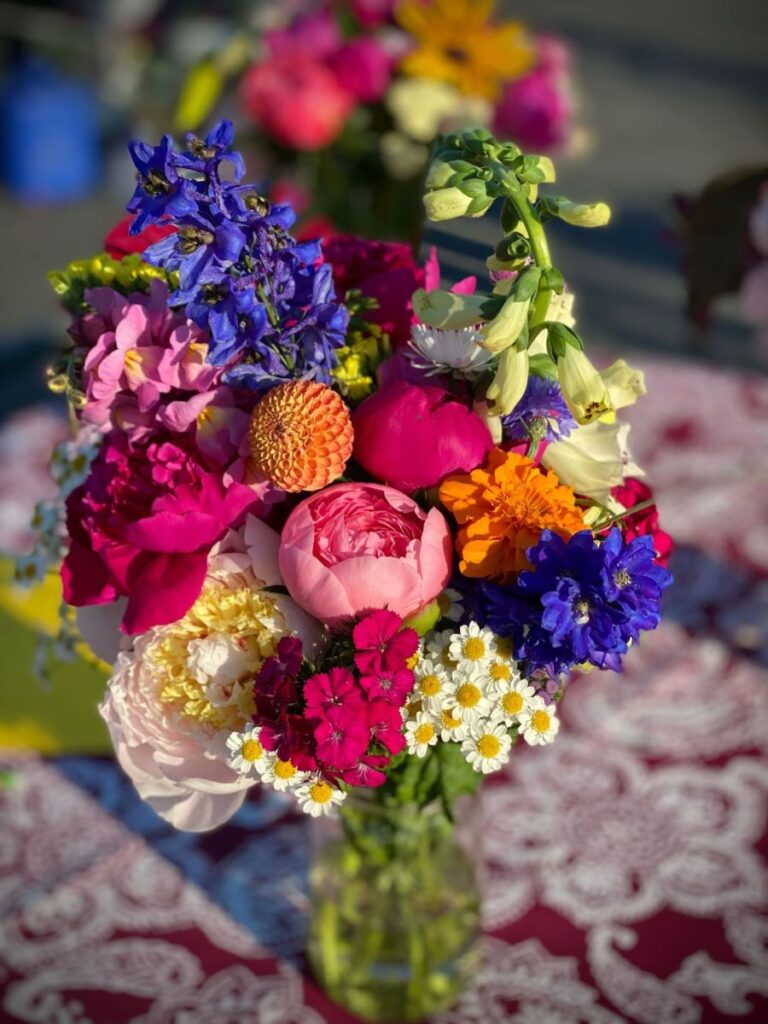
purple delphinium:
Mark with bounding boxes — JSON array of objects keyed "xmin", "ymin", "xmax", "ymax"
[
  {"xmin": 123, "ymin": 120, "xmax": 349, "ymax": 389},
  {"xmin": 502, "ymin": 374, "xmax": 576, "ymax": 444},
  {"xmin": 481, "ymin": 528, "xmax": 672, "ymax": 674}
]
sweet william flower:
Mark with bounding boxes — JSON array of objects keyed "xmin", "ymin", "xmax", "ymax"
[
  {"xmin": 353, "ymin": 609, "xmax": 419, "ymax": 674},
  {"xmin": 278, "ymin": 482, "xmax": 453, "ymax": 626},
  {"xmin": 353, "ymin": 380, "xmax": 493, "ymax": 494},
  {"xmin": 611, "ymin": 478, "xmax": 673, "ymax": 567},
  {"xmin": 304, "ymin": 668, "xmax": 366, "ymax": 716},
  {"xmin": 313, "ymin": 705, "xmax": 371, "ymax": 770}
]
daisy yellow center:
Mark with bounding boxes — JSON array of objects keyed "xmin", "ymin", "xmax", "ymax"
[
  {"xmin": 502, "ymin": 691, "xmax": 524, "ymax": 715},
  {"xmin": 531, "ymin": 709, "xmax": 551, "ymax": 733},
  {"xmin": 490, "ymin": 662, "xmax": 512, "ymax": 682},
  {"xmin": 463, "ymin": 637, "xmax": 486, "ymax": 661},
  {"xmin": 441, "ymin": 710, "xmax": 462, "ymax": 730},
  {"xmin": 241, "ymin": 738, "xmax": 263, "ymax": 762},
  {"xmin": 420, "ymin": 674, "xmax": 442, "ymax": 696},
  {"xmin": 455, "ymin": 682, "xmax": 482, "ymax": 708},
  {"xmin": 414, "ymin": 723, "xmax": 435, "ymax": 744},
  {"xmin": 151, "ymin": 580, "xmax": 285, "ymax": 731},
  {"xmin": 310, "ymin": 781, "xmax": 333, "ymax": 804},
  {"xmin": 477, "ymin": 734, "xmax": 501, "ymax": 758},
  {"xmin": 274, "ymin": 760, "xmax": 297, "ymax": 780}
]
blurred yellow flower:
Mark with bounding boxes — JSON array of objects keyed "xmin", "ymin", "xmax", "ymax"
[{"xmin": 396, "ymin": 0, "xmax": 533, "ymax": 102}]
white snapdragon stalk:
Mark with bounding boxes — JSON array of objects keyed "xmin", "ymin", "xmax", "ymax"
[
  {"xmin": 486, "ymin": 346, "xmax": 529, "ymax": 415},
  {"xmin": 542, "ymin": 419, "xmax": 643, "ymax": 504},
  {"xmin": 557, "ymin": 344, "xmax": 614, "ymax": 424},
  {"xmin": 600, "ymin": 358, "xmax": 646, "ymax": 409}
]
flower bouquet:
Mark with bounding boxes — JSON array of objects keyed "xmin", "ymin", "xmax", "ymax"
[
  {"xmin": 178, "ymin": 0, "xmax": 578, "ymax": 241},
  {"xmin": 29, "ymin": 119, "xmax": 671, "ymax": 1022}
]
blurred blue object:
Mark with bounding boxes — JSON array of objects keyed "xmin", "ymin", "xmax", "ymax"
[{"xmin": 1, "ymin": 58, "xmax": 100, "ymax": 203}]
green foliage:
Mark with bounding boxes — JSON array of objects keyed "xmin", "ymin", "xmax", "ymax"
[{"xmin": 48, "ymin": 253, "xmax": 171, "ymax": 317}]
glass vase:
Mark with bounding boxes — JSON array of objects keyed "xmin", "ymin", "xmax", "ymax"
[{"xmin": 307, "ymin": 792, "xmax": 483, "ymax": 1022}]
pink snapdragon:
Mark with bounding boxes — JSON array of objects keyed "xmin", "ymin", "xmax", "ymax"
[{"xmin": 78, "ymin": 281, "xmax": 220, "ymax": 439}]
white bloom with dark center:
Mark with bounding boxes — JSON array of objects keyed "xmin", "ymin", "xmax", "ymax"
[{"xmin": 408, "ymin": 324, "xmax": 495, "ymax": 378}]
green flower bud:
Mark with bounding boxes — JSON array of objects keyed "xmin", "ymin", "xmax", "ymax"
[
  {"xmin": 478, "ymin": 295, "xmax": 531, "ymax": 354},
  {"xmin": 554, "ymin": 199, "xmax": 611, "ymax": 227}
]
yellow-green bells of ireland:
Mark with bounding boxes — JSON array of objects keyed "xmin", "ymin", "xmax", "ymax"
[
  {"xmin": 485, "ymin": 346, "xmax": 530, "ymax": 415},
  {"xmin": 411, "ymin": 288, "xmax": 488, "ymax": 330},
  {"xmin": 478, "ymin": 294, "xmax": 531, "ymax": 354},
  {"xmin": 423, "ymin": 186, "xmax": 494, "ymax": 221},
  {"xmin": 557, "ymin": 344, "xmax": 614, "ymax": 424},
  {"xmin": 600, "ymin": 358, "xmax": 646, "ymax": 410},
  {"xmin": 552, "ymin": 199, "xmax": 611, "ymax": 228}
]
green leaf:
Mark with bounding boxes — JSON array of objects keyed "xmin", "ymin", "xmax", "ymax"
[
  {"xmin": 414, "ymin": 750, "xmax": 442, "ymax": 806},
  {"xmin": 511, "ymin": 266, "xmax": 542, "ymax": 302},
  {"xmin": 544, "ymin": 321, "xmax": 583, "ymax": 358},
  {"xmin": 542, "ymin": 267, "xmax": 565, "ymax": 294},
  {"xmin": 501, "ymin": 199, "xmax": 522, "ymax": 233},
  {"xmin": 494, "ymin": 232, "xmax": 531, "ymax": 262},
  {"xmin": 528, "ymin": 353, "xmax": 558, "ymax": 378},
  {"xmin": 436, "ymin": 743, "xmax": 481, "ymax": 820}
]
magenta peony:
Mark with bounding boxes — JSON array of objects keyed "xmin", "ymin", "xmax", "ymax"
[
  {"xmin": 278, "ymin": 482, "xmax": 453, "ymax": 625},
  {"xmin": 62, "ymin": 430, "xmax": 264, "ymax": 634},
  {"xmin": 353, "ymin": 380, "xmax": 493, "ymax": 493},
  {"xmin": 492, "ymin": 37, "xmax": 573, "ymax": 153},
  {"xmin": 329, "ymin": 38, "xmax": 393, "ymax": 102},
  {"xmin": 240, "ymin": 56, "xmax": 354, "ymax": 151}
]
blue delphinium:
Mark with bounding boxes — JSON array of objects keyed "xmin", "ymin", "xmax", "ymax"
[
  {"xmin": 481, "ymin": 528, "xmax": 672, "ymax": 674},
  {"xmin": 502, "ymin": 374, "xmax": 577, "ymax": 444},
  {"xmin": 124, "ymin": 120, "xmax": 349, "ymax": 390}
]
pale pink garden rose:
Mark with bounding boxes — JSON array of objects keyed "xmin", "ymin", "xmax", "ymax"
[
  {"xmin": 278, "ymin": 482, "xmax": 453, "ymax": 626},
  {"xmin": 100, "ymin": 515, "xmax": 323, "ymax": 831}
]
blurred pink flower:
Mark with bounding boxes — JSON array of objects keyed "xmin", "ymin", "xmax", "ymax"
[
  {"xmin": 240, "ymin": 55, "xmax": 355, "ymax": 151},
  {"xmin": 265, "ymin": 11, "xmax": 341, "ymax": 61},
  {"xmin": 353, "ymin": 380, "xmax": 493, "ymax": 493},
  {"xmin": 329, "ymin": 37, "xmax": 394, "ymax": 102},
  {"xmin": 278, "ymin": 482, "xmax": 453, "ymax": 625},
  {"xmin": 492, "ymin": 36, "xmax": 574, "ymax": 153},
  {"xmin": 350, "ymin": 0, "xmax": 396, "ymax": 28}
]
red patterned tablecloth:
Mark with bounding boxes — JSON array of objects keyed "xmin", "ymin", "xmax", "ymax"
[{"xmin": 1, "ymin": 357, "xmax": 767, "ymax": 1023}]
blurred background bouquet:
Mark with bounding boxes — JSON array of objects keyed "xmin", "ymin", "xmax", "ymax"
[{"xmin": 177, "ymin": 0, "xmax": 581, "ymax": 241}]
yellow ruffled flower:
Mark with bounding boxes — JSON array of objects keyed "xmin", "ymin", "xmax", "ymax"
[{"xmin": 396, "ymin": 0, "xmax": 533, "ymax": 102}]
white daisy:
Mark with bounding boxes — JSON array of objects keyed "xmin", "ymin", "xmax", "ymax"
[
  {"xmin": 461, "ymin": 723, "xmax": 513, "ymax": 774},
  {"xmin": 259, "ymin": 757, "xmax": 307, "ymax": 791},
  {"xmin": 448, "ymin": 622, "xmax": 497, "ymax": 670},
  {"xmin": 295, "ymin": 778, "xmax": 346, "ymax": 817},
  {"xmin": 438, "ymin": 706, "xmax": 470, "ymax": 743},
  {"xmin": 489, "ymin": 677, "xmax": 536, "ymax": 726},
  {"xmin": 405, "ymin": 712, "xmax": 439, "ymax": 757},
  {"xmin": 518, "ymin": 698, "xmax": 560, "ymax": 746},
  {"xmin": 444, "ymin": 664, "xmax": 492, "ymax": 724},
  {"xmin": 436, "ymin": 587, "xmax": 465, "ymax": 622},
  {"xmin": 225, "ymin": 723, "xmax": 269, "ymax": 776},
  {"xmin": 412, "ymin": 658, "xmax": 450, "ymax": 713},
  {"xmin": 408, "ymin": 324, "xmax": 495, "ymax": 378},
  {"xmin": 486, "ymin": 653, "xmax": 522, "ymax": 689},
  {"xmin": 426, "ymin": 628, "xmax": 460, "ymax": 672}
]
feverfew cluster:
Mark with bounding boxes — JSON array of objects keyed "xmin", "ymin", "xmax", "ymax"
[
  {"xmin": 34, "ymin": 122, "xmax": 671, "ymax": 831},
  {"xmin": 407, "ymin": 621, "xmax": 560, "ymax": 775}
]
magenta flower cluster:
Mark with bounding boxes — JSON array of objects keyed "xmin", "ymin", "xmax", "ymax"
[{"xmin": 253, "ymin": 610, "xmax": 418, "ymax": 788}]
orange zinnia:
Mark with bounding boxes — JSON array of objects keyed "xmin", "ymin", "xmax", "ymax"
[
  {"xmin": 439, "ymin": 448, "xmax": 585, "ymax": 581},
  {"xmin": 246, "ymin": 380, "xmax": 353, "ymax": 492}
]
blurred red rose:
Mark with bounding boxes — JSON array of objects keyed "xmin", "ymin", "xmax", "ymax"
[{"xmin": 611, "ymin": 477, "xmax": 673, "ymax": 566}]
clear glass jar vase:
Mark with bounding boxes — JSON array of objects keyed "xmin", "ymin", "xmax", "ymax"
[{"xmin": 307, "ymin": 791, "xmax": 483, "ymax": 1022}]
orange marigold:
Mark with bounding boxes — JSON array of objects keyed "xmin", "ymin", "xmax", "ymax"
[
  {"xmin": 439, "ymin": 448, "xmax": 585, "ymax": 581},
  {"xmin": 246, "ymin": 381, "xmax": 354, "ymax": 493}
]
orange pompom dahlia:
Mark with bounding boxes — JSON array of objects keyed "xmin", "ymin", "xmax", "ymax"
[
  {"xmin": 439, "ymin": 448, "xmax": 585, "ymax": 582},
  {"xmin": 246, "ymin": 381, "xmax": 354, "ymax": 492}
]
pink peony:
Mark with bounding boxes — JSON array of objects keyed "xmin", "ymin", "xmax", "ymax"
[
  {"xmin": 353, "ymin": 380, "xmax": 493, "ymax": 493},
  {"xmin": 278, "ymin": 482, "xmax": 453, "ymax": 625},
  {"xmin": 329, "ymin": 38, "xmax": 393, "ymax": 103},
  {"xmin": 78, "ymin": 281, "xmax": 219, "ymax": 439},
  {"xmin": 99, "ymin": 515, "xmax": 323, "ymax": 831},
  {"xmin": 492, "ymin": 36, "xmax": 573, "ymax": 153},
  {"xmin": 240, "ymin": 55, "xmax": 355, "ymax": 151},
  {"xmin": 62, "ymin": 430, "xmax": 264, "ymax": 634}
]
